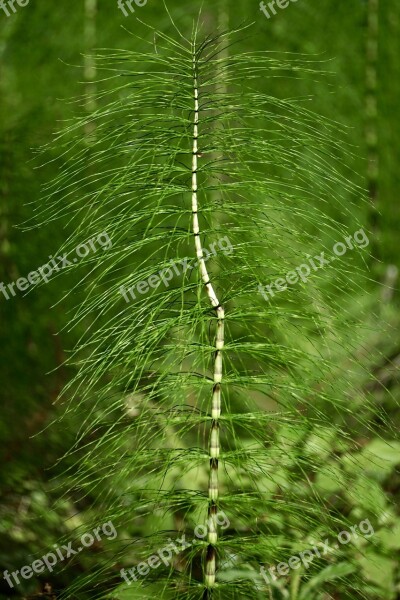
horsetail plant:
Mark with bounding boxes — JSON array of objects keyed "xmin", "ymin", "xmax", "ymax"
[
  {"xmin": 30, "ymin": 12, "xmax": 378, "ymax": 600},
  {"xmin": 191, "ymin": 39, "xmax": 225, "ymax": 591}
]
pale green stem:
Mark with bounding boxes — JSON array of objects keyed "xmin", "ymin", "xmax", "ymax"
[
  {"xmin": 192, "ymin": 50, "xmax": 225, "ymax": 593},
  {"xmin": 366, "ymin": 0, "xmax": 379, "ymax": 221},
  {"xmin": 84, "ymin": 0, "xmax": 97, "ymax": 141}
]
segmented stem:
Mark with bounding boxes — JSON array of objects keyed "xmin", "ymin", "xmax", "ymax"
[
  {"xmin": 84, "ymin": 0, "xmax": 97, "ymax": 141},
  {"xmin": 366, "ymin": 0, "xmax": 379, "ymax": 206},
  {"xmin": 192, "ymin": 51, "xmax": 225, "ymax": 593}
]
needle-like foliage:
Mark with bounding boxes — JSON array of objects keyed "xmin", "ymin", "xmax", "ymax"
[{"xmin": 31, "ymin": 14, "xmax": 380, "ymax": 600}]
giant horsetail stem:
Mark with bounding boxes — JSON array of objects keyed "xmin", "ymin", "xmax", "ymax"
[{"xmin": 191, "ymin": 46, "xmax": 224, "ymax": 593}]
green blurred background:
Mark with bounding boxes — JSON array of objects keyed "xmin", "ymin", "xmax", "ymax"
[{"xmin": 0, "ymin": 1, "xmax": 399, "ymax": 598}]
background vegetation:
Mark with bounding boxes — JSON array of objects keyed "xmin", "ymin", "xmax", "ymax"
[{"xmin": 0, "ymin": 1, "xmax": 399, "ymax": 599}]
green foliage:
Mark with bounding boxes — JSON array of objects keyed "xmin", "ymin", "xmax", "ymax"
[
  {"xmin": 1, "ymin": 3, "xmax": 400, "ymax": 600},
  {"xmin": 25, "ymin": 14, "xmax": 398, "ymax": 600}
]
